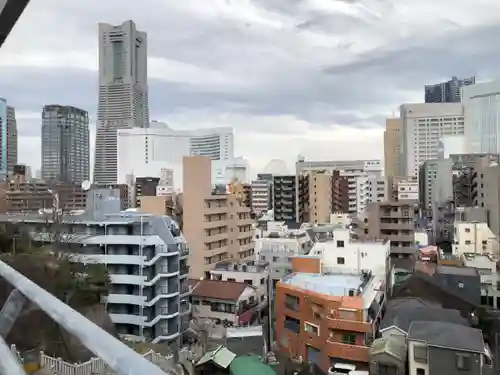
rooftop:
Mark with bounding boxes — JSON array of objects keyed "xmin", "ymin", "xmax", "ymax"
[
  {"xmin": 408, "ymin": 321, "xmax": 485, "ymax": 353},
  {"xmin": 191, "ymin": 279, "xmax": 248, "ymax": 301},
  {"xmin": 437, "ymin": 265, "xmax": 479, "ymax": 277},
  {"xmin": 280, "ymin": 272, "xmax": 365, "ymax": 297}
]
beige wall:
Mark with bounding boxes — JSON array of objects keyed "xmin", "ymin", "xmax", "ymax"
[
  {"xmin": 384, "ymin": 118, "xmax": 402, "ymax": 178},
  {"xmin": 138, "ymin": 195, "xmax": 169, "ymax": 216},
  {"xmin": 309, "ymin": 171, "xmax": 332, "ymax": 224},
  {"xmin": 183, "ymin": 156, "xmax": 255, "ymax": 279}
]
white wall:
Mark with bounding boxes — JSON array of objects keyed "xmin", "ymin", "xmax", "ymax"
[
  {"xmin": 453, "ymin": 222, "xmax": 499, "ymax": 256},
  {"xmin": 308, "ymin": 229, "xmax": 390, "ymax": 276}
]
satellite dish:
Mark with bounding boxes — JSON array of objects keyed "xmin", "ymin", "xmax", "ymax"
[{"xmin": 81, "ymin": 180, "xmax": 91, "ymax": 191}]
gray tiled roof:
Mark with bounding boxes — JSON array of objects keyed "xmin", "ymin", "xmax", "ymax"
[
  {"xmin": 408, "ymin": 321, "xmax": 485, "ymax": 353},
  {"xmin": 380, "ymin": 297, "xmax": 468, "ymax": 333}
]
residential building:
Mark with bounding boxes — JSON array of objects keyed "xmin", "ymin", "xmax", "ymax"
[
  {"xmin": 209, "ymin": 260, "xmax": 269, "ymax": 313},
  {"xmin": 329, "ymin": 213, "xmax": 351, "ymax": 228},
  {"xmin": 364, "ymin": 201, "xmax": 419, "ymax": 258},
  {"xmin": 392, "ymin": 176, "xmax": 419, "ymax": 201},
  {"xmin": 419, "ymin": 158, "xmax": 453, "ymax": 220},
  {"xmin": 0, "ymin": 99, "xmax": 17, "ymax": 178},
  {"xmin": 425, "ymin": 75, "xmax": 475, "ymax": 103},
  {"xmin": 212, "ymin": 158, "xmax": 249, "ymax": 185},
  {"xmin": 41, "ymin": 105, "xmax": 90, "ymax": 183},
  {"xmin": 134, "ymin": 177, "xmax": 159, "ymax": 208},
  {"xmin": 332, "ymin": 172, "xmax": 349, "ymax": 213},
  {"xmin": 355, "ymin": 175, "xmax": 388, "ymax": 213},
  {"xmin": 0, "ymin": 188, "xmax": 191, "ymax": 347},
  {"xmin": 384, "ymin": 118, "xmax": 402, "ymax": 178},
  {"xmin": 182, "ymin": 156, "xmax": 255, "ymax": 279},
  {"xmin": 250, "ymin": 178, "xmax": 271, "ymax": 214},
  {"xmin": 463, "ymin": 79, "xmax": 500, "ymax": 154},
  {"xmin": 308, "ymin": 170, "xmax": 333, "ymax": 224},
  {"xmin": 462, "ymin": 252, "xmax": 500, "ymax": 308},
  {"xmin": 275, "ymin": 257, "xmax": 384, "ymax": 372},
  {"xmin": 407, "ymin": 321, "xmax": 492, "ymax": 375},
  {"xmin": 296, "ymin": 158, "xmax": 382, "ymax": 214},
  {"xmin": 452, "ymin": 221, "xmax": 499, "ymax": 256},
  {"xmin": 272, "ymin": 174, "xmax": 309, "ymax": 224},
  {"xmin": 400, "ymin": 103, "xmax": 464, "ymax": 177},
  {"xmin": 471, "ymin": 156, "xmax": 500, "ymax": 235},
  {"xmin": 256, "ymin": 226, "xmax": 314, "ymax": 285},
  {"xmin": 191, "ymin": 280, "xmax": 258, "ymax": 326},
  {"xmin": 305, "ymin": 226, "xmax": 390, "ymax": 276},
  {"xmin": 117, "ymin": 123, "xmax": 234, "ymax": 184},
  {"xmin": 94, "ymin": 20, "xmax": 149, "ymax": 184},
  {"xmin": 4, "ymin": 180, "xmax": 86, "ymax": 213},
  {"xmin": 451, "ymin": 153, "xmax": 500, "ymax": 207}
]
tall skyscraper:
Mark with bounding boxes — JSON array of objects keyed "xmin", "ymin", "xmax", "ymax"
[
  {"xmin": 383, "ymin": 118, "xmax": 402, "ymax": 178},
  {"xmin": 400, "ymin": 103, "xmax": 464, "ymax": 178},
  {"xmin": 93, "ymin": 20, "xmax": 149, "ymax": 184},
  {"xmin": 0, "ymin": 98, "xmax": 18, "ymax": 178},
  {"xmin": 41, "ymin": 105, "xmax": 90, "ymax": 183},
  {"xmin": 425, "ymin": 76, "xmax": 475, "ymax": 103}
]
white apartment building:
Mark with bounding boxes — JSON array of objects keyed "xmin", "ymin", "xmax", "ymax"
[
  {"xmin": 463, "ymin": 80, "xmax": 500, "ymax": 154},
  {"xmin": 329, "ymin": 213, "xmax": 351, "ymax": 227},
  {"xmin": 438, "ymin": 134, "xmax": 466, "ymax": 159},
  {"xmin": 462, "ymin": 253, "xmax": 500, "ymax": 309},
  {"xmin": 251, "ymin": 179, "xmax": 271, "ymax": 214},
  {"xmin": 117, "ymin": 123, "xmax": 235, "ymax": 185},
  {"xmin": 296, "ymin": 158, "xmax": 382, "ymax": 213},
  {"xmin": 256, "ymin": 225, "xmax": 314, "ymax": 283},
  {"xmin": 307, "ymin": 226, "xmax": 390, "ymax": 276},
  {"xmin": 355, "ymin": 176, "xmax": 388, "ymax": 213},
  {"xmin": 94, "ymin": 21, "xmax": 149, "ymax": 184},
  {"xmin": 396, "ymin": 178, "xmax": 418, "ymax": 201},
  {"xmin": 209, "ymin": 261, "xmax": 269, "ymax": 310},
  {"xmin": 400, "ymin": 103, "xmax": 464, "ymax": 178},
  {"xmin": 452, "ymin": 221, "xmax": 500, "ymax": 256},
  {"xmin": 0, "ymin": 189, "xmax": 191, "ymax": 348}
]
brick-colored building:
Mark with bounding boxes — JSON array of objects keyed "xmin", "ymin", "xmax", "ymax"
[{"xmin": 275, "ymin": 257, "xmax": 383, "ymax": 372}]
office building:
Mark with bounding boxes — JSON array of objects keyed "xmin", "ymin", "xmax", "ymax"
[
  {"xmin": 275, "ymin": 256, "xmax": 384, "ymax": 372},
  {"xmin": 117, "ymin": 123, "xmax": 234, "ymax": 184},
  {"xmin": 419, "ymin": 159, "xmax": 453, "ymax": 218},
  {"xmin": 0, "ymin": 189, "xmax": 191, "ymax": 347},
  {"xmin": 296, "ymin": 158, "xmax": 382, "ymax": 214},
  {"xmin": 383, "ymin": 118, "xmax": 402, "ymax": 178},
  {"xmin": 0, "ymin": 99, "xmax": 17, "ymax": 178},
  {"xmin": 463, "ymin": 80, "xmax": 500, "ymax": 154},
  {"xmin": 94, "ymin": 20, "xmax": 149, "ymax": 184},
  {"xmin": 41, "ymin": 105, "xmax": 90, "ymax": 183},
  {"xmin": 400, "ymin": 103, "xmax": 464, "ymax": 177},
  {"xmin": 182, "ymin": 156, "xmax": 255, "ymax": 279},
  {"xmin": 424, "ymin": 76, "xmax": 475, "ymax": 103}
]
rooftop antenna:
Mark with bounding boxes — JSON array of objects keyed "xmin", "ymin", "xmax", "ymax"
[{"xmin": 81, "ymin": 180, "xmax": 91, "ymax": 191}]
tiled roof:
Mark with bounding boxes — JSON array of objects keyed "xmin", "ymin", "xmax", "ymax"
[{"xmin": 192, "ymin": 279, "xmax": 248, "ymax": 301}]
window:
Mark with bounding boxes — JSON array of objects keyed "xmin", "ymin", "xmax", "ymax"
[
  {"xmin": 304, "ymin": 322, "xmax": 319, "ymax": 335},
  {"xmin": 465, "ymin": 228, "xmax": 471, "ymax": 233},
  {"xmin": 260, "ymin": 278, "xmax": 265, "ymax": 285},
  {"xmin": 227, "ymin": 278, "xmax": 236, "ymax": 282},
  {"xmin": 244, "ymin": 279, "xmax": 253, "ymax": 286},
  {"xmin": 337, "ymin": 240, "xmax": 345, "ymax": 248},
  {"xmin": 456, "ymin": 353, "xmax": 471, "ymax": 370},
  {"xmin": 416, "ymin": 369, "xmax": 425, "ymax": 375},
  {"xmin": 285, "ymin": 294, "xmax": 300, "ymax": 311},
  {"xmin": 337, "ymin": 257, "xmax": 345, "ymax": 265},
  {"xmin": 342, "ymin": 333, "xmax": 356, "ymax": 344},
  {"xmin": 378, "ymin": 364, "xmax": 398, "ymax": 375},
  {"xmin": 413, "ymin": 345, "xmax": 428, "ymax": 363},
  {"xmin": 284, "ymin": 316, "xmax": 300, "ymax": 334}
]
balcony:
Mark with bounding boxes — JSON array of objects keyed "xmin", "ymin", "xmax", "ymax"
[
  {"xmin": 326, "ymin": 340, "xmax": 370, "ymax": 363},
  {"xmin": 237, "ymin": 300, "xmax": 259, "ymax": 315},
  {"xmin": 326, "ymin": 314, "xmax": 371, "ymax": 333}
]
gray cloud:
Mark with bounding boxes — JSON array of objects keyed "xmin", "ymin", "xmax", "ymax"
[{"xmin": 3, "ymin": 0, "xmax": 500, "ymax": 170}]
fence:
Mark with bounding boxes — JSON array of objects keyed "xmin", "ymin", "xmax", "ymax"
[{"xmin": 10, "ymin": 344, "xmax": 182, "ymax": 375}]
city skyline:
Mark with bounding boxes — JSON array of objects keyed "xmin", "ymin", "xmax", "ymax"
[{"xmin": 1, "ymin": 1, "xmax": 499, "ymax": 173}]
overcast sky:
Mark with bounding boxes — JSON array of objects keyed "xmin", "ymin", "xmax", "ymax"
[{"xmin": 2, "ymin": 0, "xmax": 500, "ymax": 174}]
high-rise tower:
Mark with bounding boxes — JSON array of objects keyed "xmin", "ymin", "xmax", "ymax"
[
  {"xmin": 0, "ymin": 98, "xmax": 18, "ymax": 178},
  {"xmin": 93, "ymin": 20, "xmax": 149, "ymax": 184},
  {"xmin": 41, "ymin": 105, "xmax": 90, "ymax": 182}
]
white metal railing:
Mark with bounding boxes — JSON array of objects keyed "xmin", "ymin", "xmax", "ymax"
[{"xmin": 0, "ymin": 261, "xmax": 169, "ymax": 375}]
